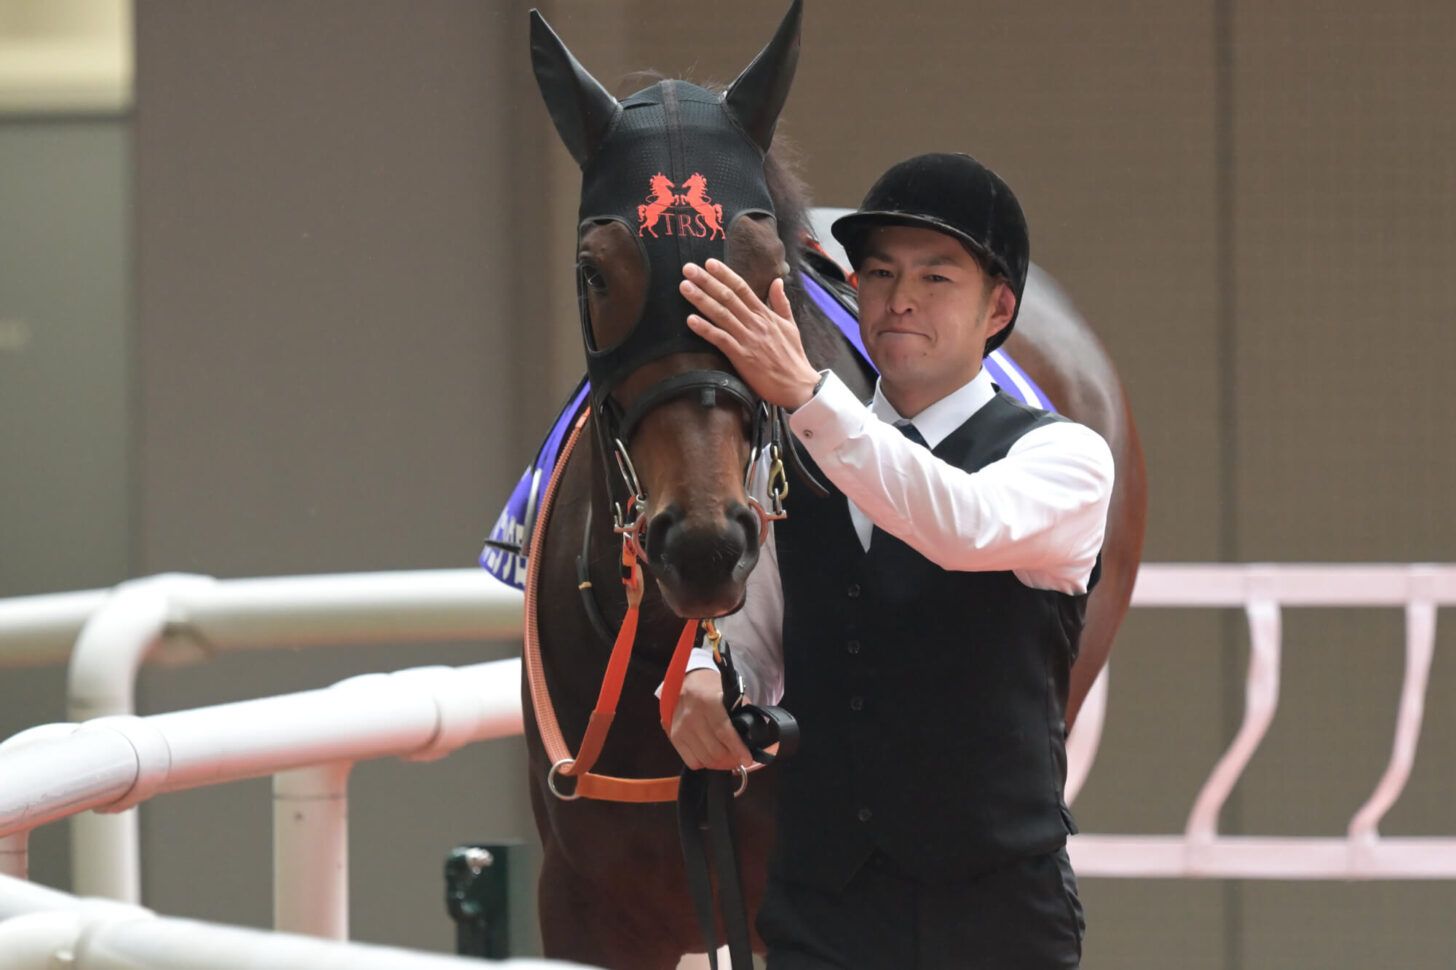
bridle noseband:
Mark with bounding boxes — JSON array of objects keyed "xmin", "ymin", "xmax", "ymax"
[{"xmin": 605, "ymin": 377, "xmax": 790, "ymax": 576}]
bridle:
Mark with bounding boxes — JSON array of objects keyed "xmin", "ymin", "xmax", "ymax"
[
  {"xmin": 523, "ymin": 403, "xmax": 787, "ymax": 806},
  {"xmin": 604, "ymin": 385, "xmax": 791, "ymax": 568}
]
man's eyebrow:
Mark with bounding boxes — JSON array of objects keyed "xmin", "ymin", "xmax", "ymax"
[{"xmin": 861, "ymin": 249, "xmax": 963, "ymax": 268}]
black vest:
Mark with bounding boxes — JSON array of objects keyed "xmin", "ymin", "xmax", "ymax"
[{"xmin": 771, "ymin": 391, "xmax": 1092, "ymax": 889}]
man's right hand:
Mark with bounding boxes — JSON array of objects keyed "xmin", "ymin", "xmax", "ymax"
[{"xmin": 668, "ymin": 668, "xmax": 755, "ymax": 772}]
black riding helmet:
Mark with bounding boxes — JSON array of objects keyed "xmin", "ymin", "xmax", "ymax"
[{"xmin": 831, "ymin": 152, "xmax": 1030, "ymax": 355}]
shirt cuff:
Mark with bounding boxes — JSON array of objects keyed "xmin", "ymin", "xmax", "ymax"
[
  {"xmin": 653, "ymin": 646, "xmax": 720, "ymax": 699},
  {"xmin": 786, "ymin": 370, "xmax": 866, "ymax": 455}
]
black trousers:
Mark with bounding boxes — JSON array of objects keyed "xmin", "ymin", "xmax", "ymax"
[{"xmin": 758, "ymin": 848, "xmax": 1084, "ymax": 970}]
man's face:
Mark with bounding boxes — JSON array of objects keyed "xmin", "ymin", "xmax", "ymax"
[{"xmin": 856, "ymin": 224, "xmax": 1014, "ymax": 415}]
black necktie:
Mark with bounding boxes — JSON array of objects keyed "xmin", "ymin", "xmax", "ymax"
[
  {"xmin": 894, "ymin": 420, "xmax": 928, "ymax": 447},
  {"xmin": 870, "ymin": 421, "xmax": 927, "ymax": 549}
]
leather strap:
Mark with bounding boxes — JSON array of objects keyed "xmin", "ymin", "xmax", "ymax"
[
  {"xmin": 523, "ymin": 408, "xmax": 695, "ymax": 803},
  {"xmin": 675, "ymin": 636, "xmax": 800, "ymax": 970},
  {"xmin": 678, "ymin": 769, "xmax": 754, "ymax": 970},
  {"xmin": 658, "ymin": 614, "xmax": 703, "ymax": 732},
  {"xmin": 617, "ymin": 369, "xmax": 759, "ymax": 446}
]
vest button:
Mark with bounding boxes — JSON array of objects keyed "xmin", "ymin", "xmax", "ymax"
[
  {"xmin": 857, "ymin": 807, "xmax": 873, "ymax": 822},
  {"xmin": 847, "ymin": 583, "xmax": 861, "ymax": 598},
  {"xmin": 849, "ymin": 695, "xmax": 864, "ymax": 712},
  {"xmin": 846, "ymin": 639, "xmax": 861, "ymax": 655}
]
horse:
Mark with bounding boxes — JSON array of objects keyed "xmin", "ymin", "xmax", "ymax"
[{"xmin": 514, "ymin": 4, "xmax": 1147, "ymax": 966}]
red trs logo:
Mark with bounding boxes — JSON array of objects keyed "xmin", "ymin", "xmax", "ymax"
[{"xmin": 637, "ymin": 172, "xmax": 726, "ymax": 240}]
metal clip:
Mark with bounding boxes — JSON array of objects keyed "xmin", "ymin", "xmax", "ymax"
[{"xmin": 766, "ymin": 442, "xmax": 789, "ymax": 519}]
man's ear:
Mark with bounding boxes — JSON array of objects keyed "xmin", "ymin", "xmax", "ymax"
[{"xmin": 984, "ymin": 281, "xmax": 1017, "ymax": 341}]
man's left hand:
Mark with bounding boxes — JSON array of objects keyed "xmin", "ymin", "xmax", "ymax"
[{"xmin": 681, "ymin": 259, "xmax": 822, "ymax": 410}]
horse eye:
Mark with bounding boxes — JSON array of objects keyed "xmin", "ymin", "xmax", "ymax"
[{"xmin": 578, "ymin": 263, "xmax": 608, "ymax": 294}]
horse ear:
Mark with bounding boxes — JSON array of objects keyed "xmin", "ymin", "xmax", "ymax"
[
  {"xmin": 529, "ymin": 9, "xmax": 621, "ymax": 167},
  {"xmin": 723, "ymin": 0, "xmax": 803, "ymax": 152}
]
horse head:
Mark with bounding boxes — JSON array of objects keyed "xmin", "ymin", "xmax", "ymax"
[{"xmin": 530, "ymin": 2, "xmax": 802, "ymax": 620}]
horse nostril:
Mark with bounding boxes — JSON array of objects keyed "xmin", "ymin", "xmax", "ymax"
[
  {"xmin": 645, "ymin": 505, "xmax": 683, "ymax": 566},
  {"xmin": 727, "ymin": 502, "xmax": 762, "ymax": 583},
  {"xmin": 729, "ymin": 503, "xmax": 761, "ymax": 551}
]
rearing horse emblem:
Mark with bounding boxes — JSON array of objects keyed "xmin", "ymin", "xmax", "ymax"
[
  {"xmin": 636, "ymin": 172, "xmax": 677, "ymax": 238},
  {"xmin": 636, "ymin": 171, "xmax": 727, "ymax": 240},
  {"xmin": 678, "ymin": 173, "xmax": 726, "ymax": 239}
]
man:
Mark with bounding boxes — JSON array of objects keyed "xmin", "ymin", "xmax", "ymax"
[{"xmin": 671, "ymin": 152, "xmax": 1113, "ymax": 969}]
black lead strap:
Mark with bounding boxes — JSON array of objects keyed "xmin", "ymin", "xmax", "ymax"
[
  {"xmin": 677, "ymin": 638, "xmax": 800, "ymax": 970},
  {"xmin": 678, "ymin": 769, "xmax": 752, "ymax": 970}
]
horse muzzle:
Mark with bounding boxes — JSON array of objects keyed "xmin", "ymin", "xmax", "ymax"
[{"xmin": 643, "ymin": 502, "xmax": 762, "ymax": 618}]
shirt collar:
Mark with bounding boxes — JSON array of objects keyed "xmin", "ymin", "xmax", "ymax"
[{"xmin": 869, "ymin": 367, "xmax": 998, "ymax": 449}]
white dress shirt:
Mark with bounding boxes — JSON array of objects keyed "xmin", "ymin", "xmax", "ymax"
[{"xmin": 686, "ymin": 366, "xmax": 1115, "ymax": 706}]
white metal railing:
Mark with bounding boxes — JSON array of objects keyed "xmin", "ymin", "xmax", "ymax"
[
  {"xmin": 0, "ymin": 658, "xmax": 523, "ymax": 936},
  {"xmin": 0, "ymin": 569, "xmax": 523, "ymax": 904},
  {"xmin": 0, "ymin": 871, "xmax": 589, "ymax": 970},
  {"xmin": 0, "ymin": 562, "xmax": 1453, "ymax": 906},
  {"xmin": 1067, "ymin": 563, "xmax": 1456, "ymax": 879}
]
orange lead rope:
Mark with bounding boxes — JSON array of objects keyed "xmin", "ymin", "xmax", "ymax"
[{"xmin": 522, "ymin": 408, "xmax": 696, "ymax": 803}]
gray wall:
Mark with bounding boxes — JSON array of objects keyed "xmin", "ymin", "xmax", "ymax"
[
  {"xmin": 0, "ymin": 114, "xmax": 133, "ymax": 890},
  {"xmin": 2, "ymin": 0, "xmax": 1454, "ymax": 966},
  {"xmin": 128, "ymin": 0, "xmax": 540, "ymax": 952}
]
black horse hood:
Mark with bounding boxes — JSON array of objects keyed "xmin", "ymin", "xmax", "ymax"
[
  {"xmin": 530, "ymin": 3, "xmax": 802, "ymax": 400},
  {"xmin": 573, "ymin": 81, "xmax": 778, "ymax": 390},
  {"xmin": 580, "ymin": 81, "xmax": 776, "ymax": 234}
]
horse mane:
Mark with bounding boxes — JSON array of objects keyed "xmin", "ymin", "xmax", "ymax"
[{"xmin": 762, "ymin": 140, "xmax": 851, "ymax": 367}]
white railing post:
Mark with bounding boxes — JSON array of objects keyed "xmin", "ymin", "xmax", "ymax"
[
  {"xmin": 273, "ymin": 762, "xmax": 352, "ymax": 939},
  {"xmin": 66, "ymin": 574, "xmax": 216, "ymax": 903},
  {"xmin": 1183, "ymin": 594, "xmax": 1282, "ymax": 858},
  {"xmin": 1347, "ymin": 568, "xmax": 1439, "ymax": 847}
]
